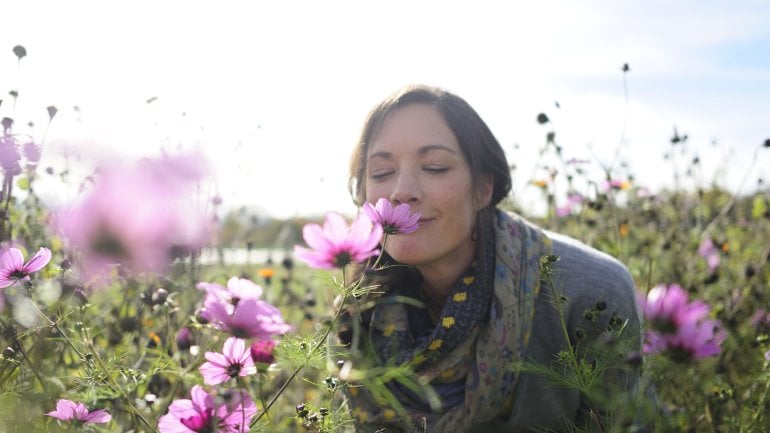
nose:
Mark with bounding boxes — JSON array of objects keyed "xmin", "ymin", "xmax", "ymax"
[{"xmin": 389, "ymin": 171, "xmax": 421, "ymax": 205}]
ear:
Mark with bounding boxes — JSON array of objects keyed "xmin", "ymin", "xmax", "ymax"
[{"xmin": 475, "ymin": 175, "xmax": 494, "ymax": 210}]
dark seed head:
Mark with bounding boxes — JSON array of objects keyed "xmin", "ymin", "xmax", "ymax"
[
  {"xmin": 152, "ymin": 288, "xmax": 169, "ymax": 305},
  {"xmin": 2, "ymin": 347, "xmax": 15, "ymax": 359}
]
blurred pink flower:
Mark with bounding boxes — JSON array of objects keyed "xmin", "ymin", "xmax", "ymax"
[
  {"xmin": 751, "ymin": 309, "xmax": 770, "ymax": 330},
  {"xmin": 197, "ymin": 277, "xmax": 263, "ymax": 305},
  {"xmin": 53, "ymin": 153, "xmax": 212, "ymax": 282},
  {"xmin": 0, "ymin": 247, "xmax": 51, "ymax": 288},
  {"xmin": 697, "ymin": 238, "xmax": 721, "ymax": 272},
  {"xmin": 635, "ymin": 187, "xmax": 654, "ymax": 199},
  {"xmin": 639, "ymin": 283, "xmax": 725, "ymax": 361},
  {"xmin": 555, "ymin": 192, "xmax": 584, "ymax": 217},
  {"xmin": 294, "ymin": 213, "xmax": 383, "ymax": 269},
  {"xmin": 565, "ymin": 158, "xmax": 591, "ymax": 165},
  {"xmin": 663, "ymin": 318, "xmax": 726, "ymax": 360},
  {"xmin": 640, "ymin": 284, "xmax": 704, "ymax": 330},
  {"xmin": 362, "ymin": 198, "xmax": 421, "ymax": 235},
  {"xmin": 199, "ymin": 337, "xmax": 256, "ymax": 385},
  {"xmin": 158, "ymin": 385, "xmax": 256, "ymax": 433},
  {"xmin": 601, "ymin": 178, "xmax": 631, "ymax": 191},
  {"xmin": 23, "ymin": 141, "xmax": 42, "ymax": 163},
  {"xmin": 0, "ymin": 135, "xmax": 22, "ymax": 177},
  {"xmin": 46, "ymin": 399, "xmax": 111, "ymax": 424},
  {"xmin": 202, "ymin": 296, "xmax": 292, "ymax": 339}
]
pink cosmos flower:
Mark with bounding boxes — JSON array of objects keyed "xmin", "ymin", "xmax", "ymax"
[
  {"xmin": 199, "ymin": 337, "xmax": 257, "ymax": 385},
  {"xmin": 362, "ymin": 198, "xmax": 421, "ymax": 235},
  {"xmin": 751, "ymin": 309, "xmax": 770, "ymax": 331},
  {"xmin": 601, "ymin": 178, "xmax": 631, "ymax": 191},
  {"xmin": 158, "ymin": 385, "xmax": 256, "ymax": 433},
  {"xmin": 565, "ymin": 158, "xmax": 591, "ymax": 165},
  {"xmin": 53, "ymin": 153, "xmax": 211, "ymax": 283},
  {"xmin": 0, "ymin": 135, "xmax": 22, "ymax": 177},
  {"xmin": 640, "ymin": 284, "xmax": 703, "ymax": 331},
  {"xmin": 293, "ymin": 213, "xmax": 383, "ymax": 269},
  {"xmin": 556, "ymin": 192, "xmax": 584, "ymax": 217},
  {"xmin": 697, "ymin": 238, "xmax": 720, "ymax": 272},
  {"xmin": 202, "ymin": 296, "xmax": 292, "ymax": 339},
  {"xmin": 0, "ymin": 247, "xmax": 51, "ymax": 288},
  {"xmin": 23, "ymin": 141, "xmax": 42, "ymax": 163},
  {"xmin": 46, "ymin": 399, "xmax": 111, "ymax": 424},
  {"xmin": 639, "ymin": 283, "xmax": 726, "ymax": 361},
  {"xmin": 197, "ymin": 277, "xmax": 263, "ymax": 306},
  {"xmin": 662, "ymin": 318, "xmax": 726, "ymax": 360}
]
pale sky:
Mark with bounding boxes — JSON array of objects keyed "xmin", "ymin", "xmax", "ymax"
[{"xmin": 2, "ymin": 0, "xmax": 769, "ymax": 218}]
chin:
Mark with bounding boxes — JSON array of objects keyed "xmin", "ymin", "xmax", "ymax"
[{"xmin": 384, "ymin": 237, "xmax": 426, "ymax": 265}]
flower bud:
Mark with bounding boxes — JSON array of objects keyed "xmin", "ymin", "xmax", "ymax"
[
  {"xmin": 152, "ymin": 288, "xmax": 169, "ymax": 305},
  {"xmin": 250, "ymin": 339, "xmax": 276, "ymax": 368},
  {"xmin": 176, "ymin": 327, "xmax": 192, "ymax": 352},
  {"xmin": 296, "ymin": 403, "xmax": 309, "ymax": 418}
]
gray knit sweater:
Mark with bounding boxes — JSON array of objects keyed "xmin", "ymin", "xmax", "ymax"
[{"xmin": 471, "ymin": 230, "xmax": 645, "ymax": 432}]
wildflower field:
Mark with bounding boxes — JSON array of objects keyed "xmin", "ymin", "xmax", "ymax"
[{"xmin": 1, "ymin": 45, "xmax": 770, "ymax": 432}]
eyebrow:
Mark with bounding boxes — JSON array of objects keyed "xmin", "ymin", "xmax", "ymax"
[{"xmin": 368, "ymin": 144, "xmax": 458, "ymax": 160}]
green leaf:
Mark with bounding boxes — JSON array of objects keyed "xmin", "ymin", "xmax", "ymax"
[
  {"xmin": 17, "ymin": 177, "xmax": 29, "ymax": 191},
  {"xmin": 752, "ymin": 196, "xmax": 766, "ymax": 220}
]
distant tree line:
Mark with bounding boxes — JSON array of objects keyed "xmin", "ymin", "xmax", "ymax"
[{"xmin": 214, "ymin": 207, "xmax": 321, "ymax": 250}]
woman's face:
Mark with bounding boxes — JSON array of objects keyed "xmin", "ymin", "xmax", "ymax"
[{"xmin": 364, "ymin": 103, "xmax": 492, "ymax": 270}]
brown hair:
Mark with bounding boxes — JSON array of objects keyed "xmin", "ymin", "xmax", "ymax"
[{"xmin": 348, "ymin": 84, "xmax": 512, "ymax": 209}]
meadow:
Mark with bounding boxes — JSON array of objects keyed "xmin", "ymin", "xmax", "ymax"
[{"xmin": 1, "ymin": 45, "xmax": 769, "ymax": 432}]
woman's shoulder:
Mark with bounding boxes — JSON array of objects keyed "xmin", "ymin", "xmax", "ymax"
[
  {"xmin": 494, "ymin": 211, "xmax": 639, "ymax": 319},
  {"xmin": 495, "ymin": 211, "xmax": 634, "ymax": 290},
  {"xmin": 546, "ymin": 230, "xmax": 635, "ymax": 292},
  {"xmin": 544, "ymin": 229, "xmax": 641, "ymax": 333}
]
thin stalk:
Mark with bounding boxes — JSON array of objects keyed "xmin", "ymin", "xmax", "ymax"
[
  {"xmin": 0, "ymin": 317, "xmax": 47, "ymax": 391},
  {"xmin": 251, "ymin": 267, "xmax": 351, "ymax": 427},
  {"xmin": 78, "ymin": 307, "xmax": 158, "ymax": 432}
]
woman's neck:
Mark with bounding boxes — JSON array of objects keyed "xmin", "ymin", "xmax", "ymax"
[{"xmin": 416, "ymin": 241, "xmax": 477, "ymax": 307}]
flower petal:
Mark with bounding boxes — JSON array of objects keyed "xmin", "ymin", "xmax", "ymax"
[
  {"xmin": 223, "ymin": 337, "xmax": 245, "ymax": 360},
  {"xmin": 189, "ymin": 385, "xmax": 214, "ymax": 415},
  {"xmin": 226, "ymin": 277, "xmax": 262, "ymax": 301},
  {"xmin": 82, "ymin": 409, "xmax": 111, "ymax": 424},
  {"xmin": 23, "ymin": 247, "xmax": 51, "ymax": 273},
  {"xmin": 200, "ymin": 361, "xmax": 231, "ymax": 385},
  {"xmin": 0, "ymin": 248, "xmax": 24, "ymax": 274},
  {"xmin": 46, "ymin": 399, "xmax": 77, "ymax": 420}
]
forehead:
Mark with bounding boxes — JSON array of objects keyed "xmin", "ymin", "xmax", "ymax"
[{"xmin": 367, "ymin": 103, "xmax": 461, "ymax": 156}]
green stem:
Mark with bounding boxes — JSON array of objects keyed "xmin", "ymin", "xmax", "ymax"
[
  {"xmin": 26, "ymin": 293, "xmax": 85, "ymax": 360},
  {"xmin": 251, "ymin": 269, "xmax": 351, "ymax": 427},
  {"xmin": 745, "ymin": 370, "xmax": 770, "ymax": 432},
  {"xmin": 257, "ymin": 373, "xmax": 271, "ymax": 422},
  {"xmin": 0, "ymin": 317, "xmax": 47, "ymax": 391},
  {"xmin": 77, "ymin": 307, "xmax": 158, "ymax": 432}
]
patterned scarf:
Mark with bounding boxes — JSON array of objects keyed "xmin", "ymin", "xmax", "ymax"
[{"xmin": 342, "ymin": 211, "xmax": 551, "ymax": 432}]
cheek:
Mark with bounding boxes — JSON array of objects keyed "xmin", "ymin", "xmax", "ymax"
[{"xmin": 365, "ymin": 184, "xmax": 390, "ymax": 203}]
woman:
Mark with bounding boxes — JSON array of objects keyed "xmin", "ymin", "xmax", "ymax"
[{"xmin": 340, "ymin": 85, "xmax": 646, "ymax": 432}]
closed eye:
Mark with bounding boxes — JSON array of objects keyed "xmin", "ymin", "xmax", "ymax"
[
  {"xmin": 423, "ymin": 166, "xmax": 449, "ymax": 174},
  {"xmin": 369, "ymin": 170, "xmax": 394, "ymax": 180}
]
